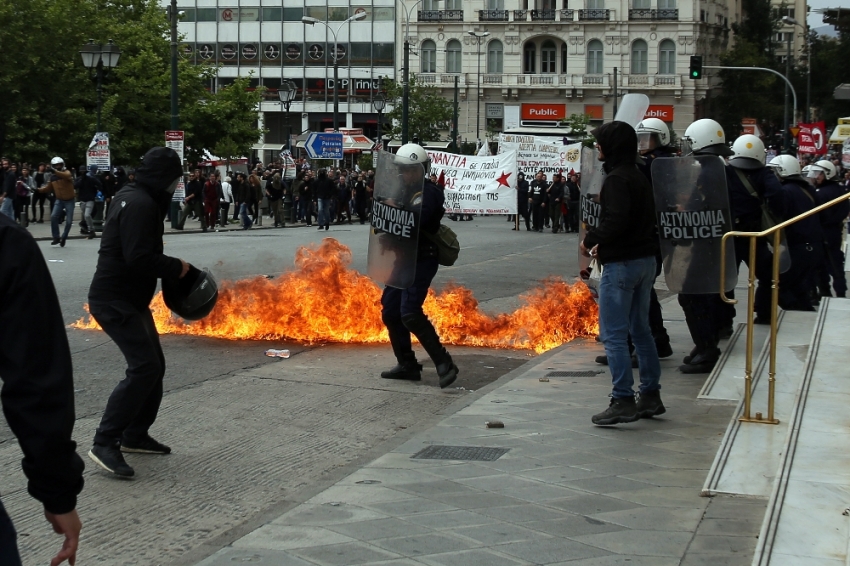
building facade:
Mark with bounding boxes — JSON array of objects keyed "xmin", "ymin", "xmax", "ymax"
[
  {"xmin": 167, "ymin": 0, "xmax": 397, "ymax": 157},
  {"xmin": 401, "ymin": 0, "xmax": 732, "ymax": 141}
]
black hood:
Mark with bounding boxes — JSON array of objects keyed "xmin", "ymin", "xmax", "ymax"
[
  {"xmin": 133, "ymin": 147, "xmax": 183, "ymax": 196},
  {"xmin": 591, "ymin": 121, "xmax": 638, "ymax": 171}
]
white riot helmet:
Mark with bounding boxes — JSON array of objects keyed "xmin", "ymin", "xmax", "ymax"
[
  {"xmin": 728, "ymin": 134, "xmax": 766, "ymax": 170},
  {"xmin": 50, "ymin": 156, "xmax": 65, "ymax": 170},
  {"xmin": 807, "ymin": 159, "xmax": 838, "ymax": 181},
  {"xmin": 767, "ymin": 154, "xmax": 802, "ymax": 179},
  {"xmin": 636, "ymin": 118, "xmax": 670, "ymax": 151},
  {"xmin": 395, "ymin": 143, "xmax": 430, "ymax": 175},
  {"xmin": 682, "ymin": 119, "xmax": 733, "ymax": 157}
]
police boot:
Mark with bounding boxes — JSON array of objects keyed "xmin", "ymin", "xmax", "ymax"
[
  {"xmin": 381, "ymin": 352, "xmax": 423, "ymax": 381},
  {"xmin": 653, "ymin": 330, "xmax": 673, "ymax": 359},
  {"xmin": 401, "ymin": 313, "xmax": 459, "ymax": 389}
]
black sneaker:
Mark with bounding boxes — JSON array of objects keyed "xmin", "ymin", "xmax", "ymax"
[
  {"xmin": 89, "ymin": 444, "xmax": 135, "ymax": 477},
  {"xmin": 592, "ymin": 397, "xmax": 639, "ymax": 425},
  {"xmin": 636, "ymin": 390, "xmax": 666, "ymax": 418},
  {"xmin": 655, "ymin": 340, "xmax": 673, "ymax": 359},
  {"xmin": 121, "ymin": 435, "xmax": 172, "ymax": 454},
  {"xmin": 436, "ymin": 353, "xmax": 459, "ymax": 389},
  {"xmin": 381, "ymin": 361, "xmax": 423, "ymax": 381},
  {"xmin": 60, "ymin": 237, "xmax": 66, "ymax": 247},
  {"xmin": 50, "ymin": 238, "xmax": 60, "ymax": 245}
]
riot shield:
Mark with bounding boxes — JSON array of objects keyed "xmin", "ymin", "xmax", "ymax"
[
  {"xmin": 651, "ymin": 155, "xmax": 737, "ymax": 294},
  {"xmin": 578, "ymin": 146, "xmax": 604, "ymax": 276},
  {"xmin": 367, "ymin": 150, "xmax": 424, "ymax": 289},
  {"xmin": 613, "ymin": 94, "xmax": 651, "ymax": 128}
]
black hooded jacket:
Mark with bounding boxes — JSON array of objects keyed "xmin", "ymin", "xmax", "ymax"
[
  {"xmin": 88, "ymin": 147, "xmax": 184, "ymax": 311},
  {"xmin": 583, "ymin": 121, "xmax": 658, "ymax": 265}
]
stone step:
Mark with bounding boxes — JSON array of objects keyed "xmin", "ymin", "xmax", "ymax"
[
  {"xmin": 753, "ymin": 298, "xmax": 850, "ymax": 565},
  {"xmin": 701, "ymin": 310, "xmax": 817, "ymax": 498}
]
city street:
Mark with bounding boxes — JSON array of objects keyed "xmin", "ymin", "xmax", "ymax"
[{"xmin": 2, "ymin": 216, "xmax": 584, "ymax": 565}]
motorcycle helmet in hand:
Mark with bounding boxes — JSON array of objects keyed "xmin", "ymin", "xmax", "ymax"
[{"xmin": 162, "ymin": 266, "xmax": 219, "ymax": 320}]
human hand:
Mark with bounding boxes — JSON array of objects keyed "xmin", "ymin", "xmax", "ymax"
[
  {"xmin": 179, "ymin": 260, "xmax": 190, "ymax": 278},
  {"xmin": 579, "ymin": 240, "xmax": 591, "ymax": 257},
  {"xmin": 44, "ymin": 509, "xmax": 81, "ymax": 566}
]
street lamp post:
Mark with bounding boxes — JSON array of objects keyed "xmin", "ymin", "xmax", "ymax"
[
  {"xmin": 373, "ymin": 93, "xmax": 386, "ymax": 150},
  {"xmin": 279, "ymin": 80, "xmax": 298, "ymax": 151},
  {"xmin": 401, "ymin": 0, "xmax": 442, "ymax": 144},
  {"xmin": 467, "ymin": 31, "xmax": 490, "ymax": 144},
  {"xmin": 302, "ymin": 12, "xmax": 367, "ymax": 132},
  {"xmin": 168, "ymin": 0, "xmax": 179, "ymax": 130},
  {"xmin": 783, "ymin": 16, "xmax": 810, "ymax": 123},
  {"xmin": 79, "ymin": 39, "xmax": 122, "ymax": 133}
]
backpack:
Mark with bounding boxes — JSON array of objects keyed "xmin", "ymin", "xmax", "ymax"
[{"xmin": 422, "ymin": 224, "xmax": 460, "ymax": 266}]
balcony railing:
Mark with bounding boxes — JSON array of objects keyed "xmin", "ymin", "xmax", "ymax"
[
  {"xmin": 530, "ymin": 9, "xmax": 557, "ymax": 20},
  {"xmin": 629, "ymin": 8, "xmax": 679, "ymax": 20},
  {"xmin": 561, "ymin": 9, "xmax": 575, "ymax": 20},
  {"xmin": 478, "ymin": 9, "xmax": 508, "ymax": 21},
  {"xmin": 481, "ymin": 73, "xmax": 611, "ymax": 88},
  {"xmin": 417, "ymin": 9, "xmax": 464, "ymax": 21},
  {"xmin": 417, "ymin": 73, "xmax": 468, "ymax": 86},
  {"xmin": 579, "ymin": 9, "xmax": 610, "ymax": 20}
]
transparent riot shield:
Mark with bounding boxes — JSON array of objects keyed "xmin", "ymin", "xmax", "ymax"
[
  {"xmin": 367, "ymin": 150, "xmax": 424, "ymax": 289},
  {"xmin": 613, "ymin": 94, "xmax": 651, "ymax": 128},
  {"xmin": 578, "ymin": 146, "xmax": 604, "ymax": 276},
  {"xmin": 651, "ymin": 155, "xmax": 737, "ymax": 294}
]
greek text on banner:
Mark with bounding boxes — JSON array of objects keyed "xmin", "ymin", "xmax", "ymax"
[{"xmin": 428, "ymin": 149, "xmax": 518, "ymax": 215}]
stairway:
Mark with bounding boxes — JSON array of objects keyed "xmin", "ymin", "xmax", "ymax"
[{"xmin": 700, "ymin": 298, "xmax": 850, "ymax": 564}]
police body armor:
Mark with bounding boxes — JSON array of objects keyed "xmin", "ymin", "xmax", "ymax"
[
  {"xmin": 367, "ymin": 150, "xmax": 424, "ymax": 289},
  {"xmin": 651, "ymin": 155, "xmax": 737, "ymax": 294}
]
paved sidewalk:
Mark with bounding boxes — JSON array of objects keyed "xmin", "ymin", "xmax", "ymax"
[{"xmin": 192, "ymin": 300, "xmax": 766, "ymax": 566}]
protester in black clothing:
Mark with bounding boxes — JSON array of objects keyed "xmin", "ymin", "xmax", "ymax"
[
  {"xmin": 528, "ymin": 171, "xmax": 546, "ymax": 232},
  {"xmin": 178, "ymin": 169, "xmax": 206, "ymax": 231},
  {"xmin": 0, "ymin": 212, "xmax": 84, "ymax": 566},
  {"xmin": 354, "ymin": 174, "xmax": 368, "ymax": 224},
  {"xmin": 547, "ymin": 173, "xmax": 565, "ymax": 233},
  {"xmin": 565, "ymin": 173, "xmax": 581, "ymax": 232},
  {"xmin": 267, "ymin": 172, "xmax": 284, "ymax": 227},
  {"xmin": 31, "ymin": 162, "xmax": 49, "ymax": 223},
  {"xmin": 515, "ymin": 172, "xmax": 530, "ymax": 231},
  {"xmin": 87, "ymin": 147, "xmax": 193, "ymax": 479},
  {"xmin": 75, "ymin": 165, "xmax": 102, "ymax": 239}
]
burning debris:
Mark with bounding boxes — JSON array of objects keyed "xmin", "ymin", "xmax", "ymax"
[{"xmin": 73, "ymin": 238, "xmax": 598, "ymax": 353}]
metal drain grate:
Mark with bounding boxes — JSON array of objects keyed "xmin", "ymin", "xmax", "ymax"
[
  {"xmin": 545, "ymin": 370, "xmax": 604, "ymax": 378},
  {"xmin": 411, "ymin": 445, "xmax": 510, "ymax": 462}
]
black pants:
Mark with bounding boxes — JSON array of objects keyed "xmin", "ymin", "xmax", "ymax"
[
  {"xmin": 90, "ymin": 301, "xmax": 165, "ymax": 447},
  {"xmin": 679, "ymin": 293, "xmax": 722, "ymax": 359},
  {"xmin": 0, "ymin": 501, "xmax": 21, "ymax": 566},
  {"xmin": 819, "ymin": 241, "xmax": 847, "ymax": 297},
  {"xmin": 732, "ymin": 236, "xmax": 774, "ymax": 320},
  {"xmin": 780, "ymin": 244, "xmax": 823, "ymax": 310},
  {"xmin": 531, "ymin": 201, "xmax": 544, "ymax": 230},
  {"xmin": 220, "ymin": 202, "xmax": 230, "ymax": 226},
  {"xmin": 381, "ymin": 257, "xmax": 440, "ymax": 361},
  {"xmin": 31, "ymin": 191, "xmax": 47, "ymax": 221}
]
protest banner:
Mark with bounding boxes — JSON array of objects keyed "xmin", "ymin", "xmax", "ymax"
[
  {"xmin": 427, "ymin": 149, "xmax": 518, "ymax": 215},
  {"xmin": 497, "ymin": 134, "xmax": 582, "ymax": 177},
  {"xmin": 797, "ymin": 121, "xmax": 828, "ymax": 155}
]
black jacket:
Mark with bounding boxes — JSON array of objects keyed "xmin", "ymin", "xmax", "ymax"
[
  {"xmin": 565, "ymin": 180, "xmax": 580, "ymax": 201},
  {"xmin": 774, "ymin": 178, "xmax": 825, "ymax": 247},
  {"xmin": 418, "ymin": 179, "xmax": 445, "ymax": 257},
  {"xmin": 75, "ymin": 173, "xmax": 102, "ymax": 202},
  {"xmin": 88, "ymin": 147, "xmax": 184, "ymax": 311},
  {"xmin": 816, "ymin": 180, "xmax": 850, "ymax": 246},
  {"xmin": 313, "ymin": 175, "xmax": 336, "ymax": 200},
  {"xmin": 547, "ymin": 181, "xmax": 565, "ymax": 206},
  {"xmin": 0, "ymin": 214, "xmax": 84, "ymax": 514},
  {"xmin": 529, "ymin": 179, "xmax": 546, "ymax": 203},
  {"xmin": 583, "ymin": 121, "xmax": 658, "ymax": 265},
  {"xmin": 725, "ymin": 165, "xmax": 785, "ymax": 231}
]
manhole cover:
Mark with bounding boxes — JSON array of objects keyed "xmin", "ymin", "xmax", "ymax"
[
  {"xmin": 411, "ymin": 445, "xmax": 510, "ymax": 461},
  {"xmin": 544, "ymin": 370, "xmax": 604, "ymax": 377}
]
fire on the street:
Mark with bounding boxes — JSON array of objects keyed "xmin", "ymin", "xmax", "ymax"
[{"xmin": 73, "ymin": 238, "xmax": 598, "ymax": 353}]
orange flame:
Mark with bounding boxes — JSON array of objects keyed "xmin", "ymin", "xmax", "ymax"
[{"xmin": 73, "ymin": 238, "xmax": 598, "ymax": 353}]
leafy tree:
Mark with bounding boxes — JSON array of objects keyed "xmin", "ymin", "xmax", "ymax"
[
  {"xmin": 382, "ymin": 77, "xmax": 453, "ymax": 143},
  {"xmin": 805, "ymin": 31, "xmax": 850, "ymax": 125},
  {"xmin": 0, "ymin": 0, "xmax": 263, "ymax": 167}
]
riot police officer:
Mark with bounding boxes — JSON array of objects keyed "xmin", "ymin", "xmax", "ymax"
[
  {"xmin": 379, "ymin": 143, "xmax": 459, "ymax": 389},
  {"xmin": 767, "ymin": 155, "xmax": 825, "ymax": 310},
  {"xmin": 809, "ymin": 160, "xmax": 849, "ymax": 297}
]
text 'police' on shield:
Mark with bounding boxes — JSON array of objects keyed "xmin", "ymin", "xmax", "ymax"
[
  {"xmin": 371, "ymin": 200, "xmax": 417, "ymax": 238},
  {"xmin": 658, "ymin": 209, "xmax": 727, "ymax": 239}
]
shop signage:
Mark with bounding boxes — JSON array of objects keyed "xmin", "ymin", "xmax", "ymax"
[{"xmin": 520, "ymin": 103, "xmax": 567, "ymax": 121}]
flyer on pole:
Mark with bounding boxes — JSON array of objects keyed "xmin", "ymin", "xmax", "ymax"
[{"xmin": 86, "ymin": 132, "xmax": 111, "ymax": 172}]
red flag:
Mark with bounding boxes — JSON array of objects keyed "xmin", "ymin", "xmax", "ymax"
[
  {"xmin": 436, "ymin": 170, "xmax": 446, "ymax": 188},
  {"xmin": 797, "ymin": 121, "xmax": 828, "ymax": 155}
]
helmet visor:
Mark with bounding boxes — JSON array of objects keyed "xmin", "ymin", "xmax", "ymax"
[
  {"xmin": 680, "ymin": 137, "xmax": 694, "ymax": 156},
  {"xmin": 637, "ymin": 132, "xmax": 655, "ymax": 152},
  {"xmin": 807, "ymin": 166, "xmax": 825, "ymax": 179}
]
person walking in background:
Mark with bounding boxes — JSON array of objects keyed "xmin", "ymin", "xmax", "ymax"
[
  {"xmin": 31, "ymin": 162, "xmax": 49, "ymax": 223},
  {"xmin": 0, "ymin": 209, "xmax": 85, "ymax": 566},
  {"xmin": 268, "ymin": 172, "xmax": 284, "ymax": 228},
  {"xmin": 547, "ymin": 172, "xmax": 565, "ymax": 234},
  {"xmin": 35, "ymin": 157, "xmax": 76, "ymax": 247},
  {"xmin": 178, "ymin": 169, "xmax": 206, "ymax": 232},
  {"xmin": 515, "ymin": 172, "xmax": 530, "ymax": 231},
  {"xmin": 313, "ymin": 169, "xmax": 335, "ymax": 231},
  {"xmin": 249, "ymin": 173, "xmax": 264, "ymax": 226},
  {"xmin": 203, "ymin": 172, "xmax": 220, "ymax": 230},
  {"xmin": 75, "ymin": 165, "xmax": 102, "ymax": 239},
  {"xmin": 566, "ymin": 173, "xmax": 581, "ymax": 233},
  {"xmin": 220, "ymin": 175, "xmax": 233, "ymax": 227}
]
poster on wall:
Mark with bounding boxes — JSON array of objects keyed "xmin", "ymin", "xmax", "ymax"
[
  {"xmin": 497, "ymin": 134, "xmax": 582, "ymax": 177},
  {"xmin": 427, "ymin": 150, "xmax": 518, "ymax": 215}
]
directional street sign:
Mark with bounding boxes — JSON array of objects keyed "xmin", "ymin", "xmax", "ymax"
[{"xmin": 305, "ymin": 132, "xmax": 344, "ymax": 159}]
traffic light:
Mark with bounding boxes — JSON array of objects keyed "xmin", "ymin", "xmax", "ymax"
[{"xmin": 689, "ymin": 56, "xmax": 703, "ymax": 80}]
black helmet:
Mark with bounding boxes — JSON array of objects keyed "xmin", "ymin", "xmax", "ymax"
[{"xmin": 162, "ymin": 267, "xmax": 218, "ymax": 321}]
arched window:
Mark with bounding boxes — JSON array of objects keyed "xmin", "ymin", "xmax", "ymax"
[
  {"xmin": 658, "ymin": 39, "xmax": 676, "ymax": 74},
  {"xmin": 631, "ymin": 39, "xmax": 648, "ymax": 74},
  {"xmin": 541, "ymin": 40, "xmax": 557, "ymax": 73},
  {"xmin": 487, "ymin": 40, "xmax": 504, "ymax": 73},
  {"xmin": 421, "ymin": 40, "xmax": 436, "ymax": 73},
  {"xmin": 561, "ymin": 42, "xmax": 568, "ymax": 73},
  {"xmin": 586, "ymin": 39, "xmax": 602, "ymax": 74},
  {"xmin": 446, "ymin": 40, "xmax": 462, "ymax": 73},
  {"xmin": 523, "ymin": 42, "xmax": 536, "ymax": 74}
]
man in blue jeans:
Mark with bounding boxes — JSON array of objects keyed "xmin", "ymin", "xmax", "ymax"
[
  {"xmin": 35, "ymin": 157, "xmax": 77, "ymax": 247},
  {"xmin": 580, "ymin": 121, "xmax": 663, "ymax": 425}
]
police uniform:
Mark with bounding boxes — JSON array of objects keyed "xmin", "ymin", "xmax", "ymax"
[{"xmin": 815, "ymin": 178, "xmax": 850, "ymax": 297}]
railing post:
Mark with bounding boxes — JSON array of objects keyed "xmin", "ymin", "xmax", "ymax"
[
  {"xmin": 766, "ymin": 230, "xmax": 782, "ymax": 424},
  {"xmin": 739, "ymin": 236, "xmax": 757, "ymax": 422}
]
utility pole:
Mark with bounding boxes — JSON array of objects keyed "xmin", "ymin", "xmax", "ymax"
[
  {"xmin": 170, "ymin": 0, "xmax": 179, "ymax": 130},
  {"xmin": 467, "ymin": 31, "xmax": 490, "ymax": 143}
]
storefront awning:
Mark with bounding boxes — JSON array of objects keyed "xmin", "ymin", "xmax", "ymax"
[
  {"xmin": 828, "ymin": 120, "xmax": 850, "ymax": 145},
  {"xmin": 251, "ymin": 143, "xmax": 286, "ymax": 152}
]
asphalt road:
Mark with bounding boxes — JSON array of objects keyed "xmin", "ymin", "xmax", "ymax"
[{"xmin": 2, "ymin": 216, "xmax": 586, "ymax": 565}]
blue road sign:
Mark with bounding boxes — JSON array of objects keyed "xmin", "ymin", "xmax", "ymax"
[{"xmin": 305, "ymin": 132, "xmax": 344, "ymax": 159}]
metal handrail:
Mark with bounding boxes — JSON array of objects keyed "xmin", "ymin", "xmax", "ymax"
[{"xmin": 718, "ymin": 191, "xmax": 850, "ymax": 425}]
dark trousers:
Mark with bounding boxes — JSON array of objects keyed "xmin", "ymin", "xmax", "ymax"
[
  {"xmin": 220, "ymin": 202, "xmax": 230, "ymax": 226},
  {"xmin": 819, "ymin": 241, "xmax": 847, "ymax": 297},
  {"xmin": 679, "ymin": 293, "xmax": 722, "ymax": 359},
  {"xmin": 356, "ymin": 198, "xmax": 368, "ymax": 224},
  {"xmin": 531, "ymin": 201, "xmax": 543, "ymax": 230},
  {"xmin": 31, "ymin": 191, "xmax": 47, "ymax": 221},
  {"xmin": 732, "ymin": 236, "xmax": 774, "ymax": 320},
  {"xmin": 381, "ymin": 257, "xmax": 440, "ymax": 360},
  {"xmin": 568, "ymin": 200, "xmax": 579, "ymax": 232},
  {"xmin": 780, "ymin": 244, "xmax": 824, "ymax": 310},
  {"xmin": 178, "ymin": 199, "xmax": 206, "ymax": 230},
  {"xmin": 90, "ymin": 301, "xmax": 165, "ymax": 447},
  {"xmin": 0, "ymin": 501, "xmax": 22, "ymax": 566}
]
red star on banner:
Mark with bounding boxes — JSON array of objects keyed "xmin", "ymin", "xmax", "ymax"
[{"xmin": 496, "ymin": 171, "xmax": 512, "ymax": 188}]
